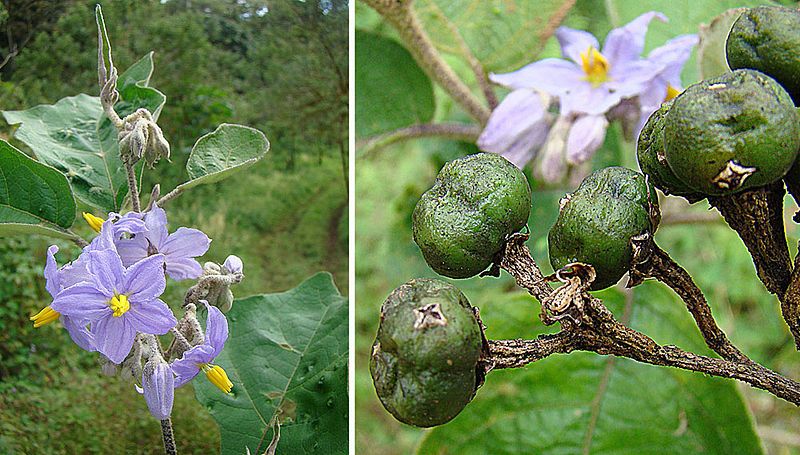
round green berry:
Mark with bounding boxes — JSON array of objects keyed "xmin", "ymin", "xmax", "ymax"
[
  {"xmin": 370, "ymin": 278, "xmax": 483, "ymax": 427},
  {"xmin": 413, "ymin": 153, "xmax": 531, "ymax": 278}
]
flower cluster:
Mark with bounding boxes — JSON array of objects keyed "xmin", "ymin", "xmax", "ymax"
[
  {"xmin": 478, "ymin": 12, "xmax": 698, "ymax": 182},
  {"xmin": 32, "ymin": 205, "xmax": 243, "ymax": 421}
]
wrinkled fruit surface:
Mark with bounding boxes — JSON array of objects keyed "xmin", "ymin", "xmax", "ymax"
[
  {"xmin": 663, "ymin": 69, "xmax": 800, "ymax": 196},
  {"xmin": 549, "ymin": 167, "xmax": 659, "ymax": 290},
  {"xmin": 413, "ymin": 153, "xmax": 531, "ymax": 278},
  {"xmin": 637, "ymin": 100, "xmax": 704, "ymax": 202},
  {"xmin": 727, "ymin": 6, "xmax": 800, "ymax": 105},
  {"xmin": 370, "ymin": 278, "xmax": 483, "ymax": 427}
]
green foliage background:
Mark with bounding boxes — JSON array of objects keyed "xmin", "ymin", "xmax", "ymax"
[
  {"xmin": 356, "ymin": 0, "xmax": 800, "ymax": 454},
  {"xmin": 0, "ymin": 0, "xmax": 347, "ymax": 453}
]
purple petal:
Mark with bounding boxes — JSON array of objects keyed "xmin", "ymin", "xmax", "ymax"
[
  {"xmin": 566, "ymin": 115, "xmax": 609, "ymax": 164},
  {"xmin": 477, "ymin": 89, "xmax": 550, "ymax": 168},
  {"xmin": 489, "ymin": 58, "xmax": 583, "ymax": 92},
  {"xmin": 86, "ymin": 250, "xmax": 124, "ymax": 295},
  {"xmin": 61, "ymin": 315, "xmax": 96, "ymax": 352},
  {"xmin": 536, "ymin": 116, "xmax": 572, "ymax": 183},
  {"xmin": 560, "ymin": 85, "xmax": 622, "ymax": 116},
  {"xmin": 50, "ymin": 283, "xmax": 111, "ymax": 320},
  {"xmin": 223, "ymin": 255, "xmax": 243, "ymax": 274},
  {"xmin": 109, "ymin": 211, "xmax": 147, "ymax": 236},
  {"xmin": 161, "ymin": 227, "xmax": 211, "ymax": 259},
  {"xmin": 123, "ymin": 254, "xmax": 166, "ymax": 302},
  {"xmin": 171, "ymin": 346, "xmax": 213, "ymax": 387},
  {"xmin": 144, "ymin": 205, "xmax": 169, "ymax": 248},
  {"xmin": 608, "ymin": 60, "xmax": 665, "ymax": 98},
  {"xmin": 555, "ymin": 26, "xmax": 600, "ymax": 64},
  {"xmin": 203, "ymin": 301, "xmax": 229, "ymax": 357},
  {"xmin": 647, "ymin": 34, "xmax": 698, "ymax": 85},
  {"xmin": 44, "ymin": 245, "xmax": 60, "ymax": 297},
  {"xmin": 85, "ymin": 220, "xmax": 117, "ymax": 253},
  {"xmin": 59, "ymin": 259, "xmax": 92, "ymax": 289},
  {"xmin": 165, "ymin": 257, "xmax": 204, "ymax": 281},
  {"xmin": 115, "ymin": 236, "xmax": 149, "ymax": 268},
  {"xmin": 92, "ymin": 315, "xmax": 137, "ymax": 364},
  {"xmin": 126, "ymin": 298, "xmax": 177, "ymax": 335},
  {"xmin": 142, "ymin": 362, "xmax": 175, "ymax": 420},
  {"xmin": 602, "ymin": 12, "xmax": 667, "ymax": 65}
]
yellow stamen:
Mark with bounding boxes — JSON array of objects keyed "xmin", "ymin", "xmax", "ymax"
[
  {"xmin": 579, "ymin": 47, "xmax": 610, "ymax": 87},
  {"xmin": 82, "ymin": 212, "xmax": 104, "ymax": 232},
  {"xmin": 30, "ymin": 306, "xmax": 60, "ymax": 328},
  {"xmin": 664, "ymin": 83, "xmax": 681, "ymax": 102},
  {"xmin": 202, "ymin": 364, "xmax": 233, "ymax": 393},
  {"xmin": 108, "ymin": 293, "xmax": 130, "ymax": 317}
]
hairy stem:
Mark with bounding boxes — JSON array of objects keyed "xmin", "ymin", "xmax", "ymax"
[
  {"xmin": 491, "ymin": 233, "xmax": 800, "ymax": 406},
  {"xmin": 362, "ymin": 0, "xmax": 491, "ymax": 124},
  {"xmin": 357, "ymin": 122, "xmax": 481, "ymax": 156},
  {"xmin": 156, "ymin": 187, "xmax": 183, "ymax": 207},
  {"xmin": 628, "ymin": 237, "xmax": 749, "ymax": 363},
  {"xmin": 125, "ymin": 162, "xmax": 141, "ymax": 212},
  {"xmin": 160, "ymin": 418, "xmax": 178, "ymax": 455}
]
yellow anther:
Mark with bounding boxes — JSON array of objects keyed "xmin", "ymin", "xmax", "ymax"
[
  {"xmin": 31, "ymin": 306, "xmax": 60, "ymax": 328},
  {"xmin": 579, "ymin": 47, "xmax": 610, "ymax": 86},
  {"xmin": 108, "ymin": 293, "xmax": 130, "ymax": 317},
  {"xmin": 664, "ymin": 84, "xmax": 681, "ymax": 102},
  {"xmin": 82, "ymin": 212, "xmax": 105, "ymax": 232},
  {"xmin": 203, "ymin": 364, "xmax": 233, "ymax": 393}
]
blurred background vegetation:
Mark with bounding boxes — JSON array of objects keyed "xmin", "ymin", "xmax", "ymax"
[
  {"xmin": 0, "ymin": 0, "xmax": 347, "ymax": 452},
  {"xmin": 356, "ymin": 0, "xmax": 800, "ymax": 454}
]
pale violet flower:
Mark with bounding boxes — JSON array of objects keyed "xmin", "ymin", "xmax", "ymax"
[
  {"xmin": 50, "ymin": 251, "xmax": 177, "ymax": 364},
  {"xmin": 171, "ymin": 301, "xmax": 233, "ymax": 393},
  {"xmin": 223, "ymin": 255, "xmax": 243, "ymax": 274},
  {"xmin": 137, "ymin": 360, "xmax": 175, "ymax": 420},
  {"xmin": 479, "ymin": 12, "xmax": 697, "ymax": 182},
  {"xmin": 115, "ymin": 203, "xmax": 211, "ymax": 281}
]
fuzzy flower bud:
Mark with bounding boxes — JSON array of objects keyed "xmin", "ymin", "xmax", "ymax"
[
  {"xmin": 140, "ymin": 359, "xmax": 175, "ymax": 420},
  {"xmin": 117, "ymin": 109, "xmax": 171, "ymax": 167}
]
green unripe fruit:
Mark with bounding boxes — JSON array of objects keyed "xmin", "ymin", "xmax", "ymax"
[
  {"xmin": 548, "ymin": 167, "xmax": 659, "ymax": 290},
  {"xmin": 664, "ymin": 69, "xmax": 800, "ymax": 196},
  {"xmin": 637, "ymin": 100, "xmax": 704, "ymax": 202},
  {"xmin": 726, "ymin": 6, "xmax": 800, "ymax": 105},
  {"xmin": 370, "ymin": 278, "xmax": 483, "ymax": 427},
  {"xmin": 413, "ymin": 153, "xmax": 532, "ymax": 279}
]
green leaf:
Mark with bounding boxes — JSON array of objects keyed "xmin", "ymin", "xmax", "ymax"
[
  {"xmin": 3, "ymin": 55, "xmax": 166, "ymax": 212},
  {"xmin": 175, "ymin": 123, "xmax": 269, "ymax": 193},
  {"xmin": 697, "ymin": 8, "xmax": 745, "ymax": 79},
  {"xmin": 414, "ymin": 0, "xmax": 573, "ymax": 72},
  {"xmin": 355, "ymin": 31, "xmax": 435, "ymax": 138},
  {"xmin": 0, "ymin": 139, "xmax": 76, "ymax": 237},
  {"xmin": 418, "ymin": 283, "xmax": 763, "ymax": 454},
  {"xmin": 195, "ymin": 272, "xmax": 348, "ymax": 455}
]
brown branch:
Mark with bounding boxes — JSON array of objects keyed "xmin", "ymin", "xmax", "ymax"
[
  {"xmin": 488, "ymin": 233, "xmax": 800, "ymax": 406},
  {"xmin": 628, "ymin": 235, "xmax": 749, "ymax": 363}
]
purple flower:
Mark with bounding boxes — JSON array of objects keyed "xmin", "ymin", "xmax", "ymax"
[
  {"xmin": 50, "ymin": 251, "xmax": 177, "ymax": 364},
  {"xmin": 138, "ymin": 360, "xmax": 175, "ymax": 420},
  {"xmin": 171, "ymin": 302, "xmax": 233, "ymax": 393},
  {"xmin": 223, "ymin": 255, "xmax": 243, "ymax": 274},
  {"xmin": 478, "ymin": 12, "xmax": 695, "ymax": 181},
  {"xmin": 115, "ymin": 204, "xmax": 211, "ymax": 281},
  {"xmin": 30, "ymin": 245, "xmax": 96, "ymax": 351}
]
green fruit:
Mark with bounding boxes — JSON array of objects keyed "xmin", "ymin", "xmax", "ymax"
[
  {"xmin": 548, "ymin": 167, "xmax": 659, "ymax": 290},
  {"xmin": 370, "ymin": 278, "xmax": 483, "ymax": 427},
  {"xmin": 413, "ymin": 153, "xmax": 532, "ymax": 279},
  {"xmin": 637, "ymin": 100, "xmax": 704, "ymax": 202},
  {"xmin": 664, "ymin": 69, "xmax": 800, "ymax": 196},
  {"xmin": 726, "ymin": 6, "xmax": 800, "ymax": 105}
]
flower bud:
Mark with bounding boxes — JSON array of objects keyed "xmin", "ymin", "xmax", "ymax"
[{"xmin": 141, "ymin": 359, "xmax": 175, "ymax": 420}]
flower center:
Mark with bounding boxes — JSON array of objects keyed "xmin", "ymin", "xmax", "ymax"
[
  {"xmin": 30, "ymin": 306, "xmax": 60, "ymax": 328},
  {"xmin": 108, "ymin": 293, "xmax": 130, "ymax": 317},
  {"xmin": 580, "ymin": 47, "xmax": 610, "ymax": 87},
  {"xmin": 664, "ymin": 83, "xmax": 681, "ymax": 102},
  {"xmin": 201, "ymin": 363, "xmax": 233, "ymax": 393}
]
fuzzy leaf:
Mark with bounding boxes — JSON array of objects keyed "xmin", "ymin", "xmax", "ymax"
[
  {"xmin": 178, "ymin": 123, "xmax": 269, "ymax": 192},
  {"xmin": 0, "ymin": 139, "xmax": 76, "ymax": 237},
  {"xmin": 195, "ymin": 272, "xmax": 348, "ymax": 455}
]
